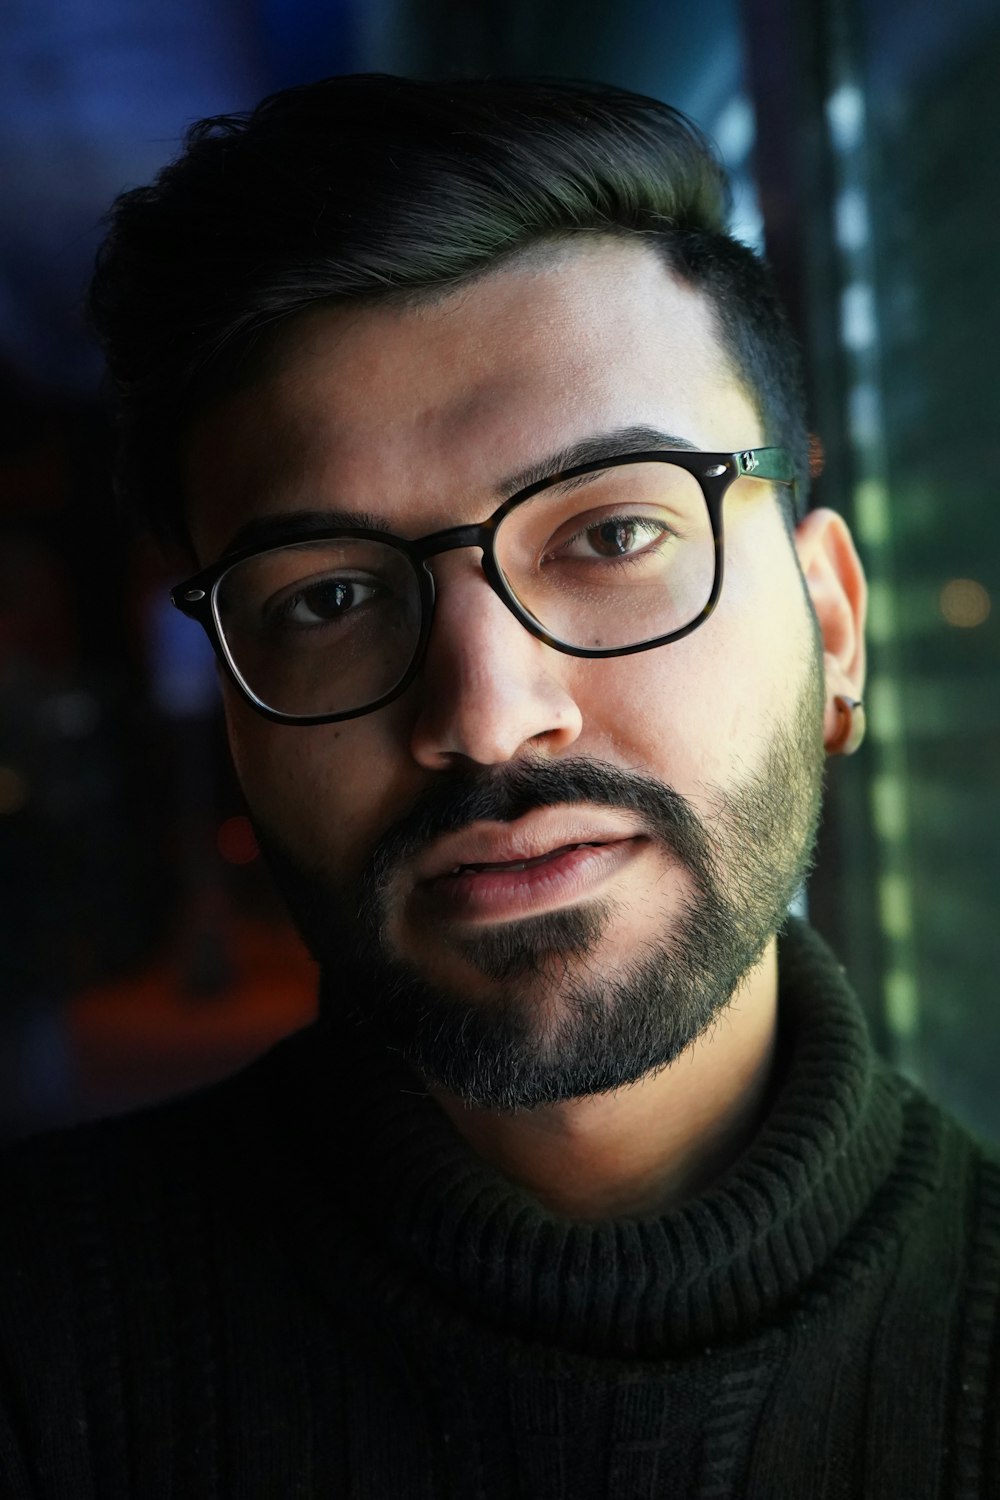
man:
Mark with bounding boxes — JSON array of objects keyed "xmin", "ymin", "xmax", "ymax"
[{"xmin": 1, "ymin": 74, "xmax": 995, "ymax": 1499}]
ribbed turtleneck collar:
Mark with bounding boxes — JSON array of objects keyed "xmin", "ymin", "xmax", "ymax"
[{"xmin": 287, "ymin": 919, "xmax": 901, "ymax": 1359}]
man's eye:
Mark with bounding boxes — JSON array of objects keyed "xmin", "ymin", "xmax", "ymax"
[
  {"xmin": 557, "ymin": 514, "xmax": 673, "ymax": 561},
  {"xmin": 270, "ymin": 575, "xmax": 379, "ymax": 628}
]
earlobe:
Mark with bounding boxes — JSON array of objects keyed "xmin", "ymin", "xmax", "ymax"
[
  {"xmin": 793, "ymin": 507, "xmax": 868, "ymax": 752},
  {"xmin": 827, "ymin": 695, "xmax": 867, "ymax": 756}
]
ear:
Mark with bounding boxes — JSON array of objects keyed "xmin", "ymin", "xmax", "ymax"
[{"xmin": 793, "ymin": 507, "xmax": 867, "ymax": 749}]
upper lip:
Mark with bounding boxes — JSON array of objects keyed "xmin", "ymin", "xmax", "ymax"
[{"xmin": 416, "ymin": 810, "xmax": 646, "ymax": 883}]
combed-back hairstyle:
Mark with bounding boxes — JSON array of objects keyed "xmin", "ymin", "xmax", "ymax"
[{"xmin": 87, "ymin": 74, "xmax": 809, "ymax": 554}]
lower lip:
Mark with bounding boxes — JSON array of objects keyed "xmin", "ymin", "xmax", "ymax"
[{"xmin": 419, "ymin": 839, "xmax": 642, "ymax": 922}]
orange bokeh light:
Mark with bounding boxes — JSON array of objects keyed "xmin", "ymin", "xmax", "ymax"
[{"xmin": 216, "ymin": 815, "xmax": 259, "ymax": 865}]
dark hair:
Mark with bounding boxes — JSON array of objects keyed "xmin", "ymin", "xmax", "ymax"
[{"xmin": 87, "ymin": 74, "xmax": 809, "ymax": 554}]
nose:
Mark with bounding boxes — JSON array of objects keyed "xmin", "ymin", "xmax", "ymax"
[{"xmin": 407, "ymin": 553, "xmax": 584, "ymax": 771}]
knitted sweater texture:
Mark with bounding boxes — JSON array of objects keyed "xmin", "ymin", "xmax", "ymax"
[{"xmin": 0, "ymin": 919, "xmax": 997, "ymax": 1498}]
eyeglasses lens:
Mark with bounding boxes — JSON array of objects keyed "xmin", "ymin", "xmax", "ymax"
[
  {"xmin": 214, "ymin": 538, "xmax": 423, "ymax": 719},
  {"xmin": 494, "ymin": 462, "xmax": 714, "ymax": 651}
]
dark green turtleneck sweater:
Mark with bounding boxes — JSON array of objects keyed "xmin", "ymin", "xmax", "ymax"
[{"xmin": 0, "ymin": 920, "xmax": 997, "ymax": 1498}]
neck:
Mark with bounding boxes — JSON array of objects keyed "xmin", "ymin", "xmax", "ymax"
[{"xmin": 430, "ymin": 940, "xmax": 780, "ymax": 1221}]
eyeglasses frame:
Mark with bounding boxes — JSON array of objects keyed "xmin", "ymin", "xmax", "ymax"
[{"xmin": 171, "ymin": 446, "xmax": 796, "ymax": 726}]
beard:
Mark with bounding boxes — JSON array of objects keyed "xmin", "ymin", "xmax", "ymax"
[{"xmin": 253, "ymin": 645, "xmax": 827, "ymax": 1112}]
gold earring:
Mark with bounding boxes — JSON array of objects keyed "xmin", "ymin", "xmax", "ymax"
[{"xmin": 828, "ymin": 695, "xmax": 866, "ymax": 756}]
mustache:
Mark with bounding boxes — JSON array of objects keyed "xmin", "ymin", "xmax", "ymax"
[{"xmin": 362, "ymin": 755, "xmax": 717, "ymax": 898}]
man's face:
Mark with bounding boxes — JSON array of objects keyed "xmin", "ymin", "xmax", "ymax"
[{"xmin": 185, "ymin": 237, "xmax": 832, "ymax": 1110}]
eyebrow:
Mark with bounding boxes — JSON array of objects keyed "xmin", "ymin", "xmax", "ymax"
[
  {"xmin": 219, "ymin": 424, "xmax": 701, "ymax": 557},
  {"xmin": 493, "ymin": 425, "xmax": 699, "ymax": 497}
]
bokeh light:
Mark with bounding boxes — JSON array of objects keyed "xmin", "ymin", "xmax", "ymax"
[
  {"xmin": 939, "ymin": 578, "xmax": 991, "ymax": 628},
  {"xmin": 216, "ymin": 815, "xmax": 259, "ymax": 866}
]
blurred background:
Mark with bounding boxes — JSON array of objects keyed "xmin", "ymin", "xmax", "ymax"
[{"xmin": 0, "ymin": 0, "xmax": 997, "ymax": 1139}]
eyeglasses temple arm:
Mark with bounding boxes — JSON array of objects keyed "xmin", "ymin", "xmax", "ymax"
[{"xmin": 736, "ymin": 448, "xmax": 797, "ymax": 487}]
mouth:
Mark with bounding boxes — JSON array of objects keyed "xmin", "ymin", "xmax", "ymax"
[
  {"xmin": 416, "ymin": 807, "xmax": 648, "ymax": 884},
  {"xmin": 442, "ymin": 839, "xmax": 612, "ymax": 877},
  {"xmin": 416, "ymin": 832, "xmax": 645, "ymax": 924}
]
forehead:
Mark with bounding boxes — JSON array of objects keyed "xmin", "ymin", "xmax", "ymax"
[{"xmin": 184, "ymin": 236, "xmax": 760, "ymax": 560}]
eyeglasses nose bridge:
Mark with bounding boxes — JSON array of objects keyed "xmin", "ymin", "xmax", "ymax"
[
  {"xmin": 412, "ymin": 517, "xmax": 512, "ymax": 610},
  {"xmin": 411, "ymin": 516, "xmax": 538, "ymax": 654},
  {"xmin": 411, "ymin": 518, "xmax": 499, "ymax": 566}
]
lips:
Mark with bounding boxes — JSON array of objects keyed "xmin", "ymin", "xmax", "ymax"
[{"xmin": 416, "ymin": 811, "xmax": 647, "ymax": 886}]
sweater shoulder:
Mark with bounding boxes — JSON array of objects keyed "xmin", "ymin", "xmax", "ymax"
[
  {"xmin": 884, "ymin": 1060, "xmax": 1000, "ymax": 1195},
  {"xmin": 0, "ymin": 1025, "xmax": 314, "ymax": 1263},
  {"xmin": 878, "ymin": 1064, "xmax": 1000, "ymax": 1313},
  {"xmin": 0, "ymin": 1030, "xmax": 324, "ymax": 1495},
  {"xmin": 891, "ymin": 1062, "xmax": 1000, "ymax": 1174}
]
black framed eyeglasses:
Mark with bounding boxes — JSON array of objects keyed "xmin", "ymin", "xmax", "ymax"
[{"xmin": 171, "ymin": 447, "xmax": 795, "ymax": 725}]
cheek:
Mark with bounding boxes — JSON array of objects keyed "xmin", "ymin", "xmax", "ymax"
[
  {"xmin": 222, "ymin": 688, "xmax": 405, "ymax": 871},
  {"xmin": 571, "ymin": 647, "xmax": 729, "ymax": 787},
  {"xmin": 572, "ymin": 532, "xmax": 812, "ymax": 788}
]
